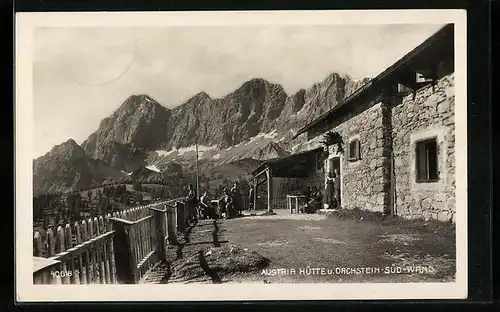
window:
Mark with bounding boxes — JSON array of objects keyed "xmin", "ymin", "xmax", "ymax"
[
  {"xmin": 347, "ymin": 139, "xmax": 361, "ymax": 161},
  {"xmin": 316, "ymin": 151, "xmax": 325, "ymax": 171},
  {"xmin": 416, "ymin": 72, "xmax": 434, "ymax": 84},
  {"xmin": 415, "ymin": 138, "xmax": 439, "ymax": 182}
]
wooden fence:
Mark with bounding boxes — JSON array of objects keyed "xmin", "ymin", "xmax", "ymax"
[{"xmin": 33, "ymin": 199, "xmax": 189, "ymax": 285}]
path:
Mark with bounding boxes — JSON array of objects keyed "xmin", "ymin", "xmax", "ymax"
[
  {"xmin": 140, "ymin": 218, "xmax": 229, "ymax": 284},
  {"xmin": 140, "ymin": 209, "xmax": 456, "ymax": 284},
  {"xmin": 224, "ymin": 209, "xmax": 456, "ymax": 283}
]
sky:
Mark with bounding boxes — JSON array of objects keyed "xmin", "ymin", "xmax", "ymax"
[{"xmin": 33, "ymin": 23, "xmax": 445, "ymax": 158}]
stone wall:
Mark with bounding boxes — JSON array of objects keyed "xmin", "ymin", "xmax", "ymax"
[
  {"xmin": 307, "ymin": 102, "xmax": 389, "ymax": 213},
  {"xmin": 391, "ymin": 73, "xmax": 455, "ymax": 222}
]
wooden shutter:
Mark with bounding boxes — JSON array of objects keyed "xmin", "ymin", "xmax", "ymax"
[{"xmin": 355, "ymin": 140, "xmax": 360, "ymax": 160}]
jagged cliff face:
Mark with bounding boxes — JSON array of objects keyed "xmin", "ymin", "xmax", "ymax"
[
  {"xmin": 82, "ymin": 74, "xmax": 368, "ymax": 154},
  {"xmin": 33, "ymin": 139, "xmax": 123, "ymax": 195},
  {"xmin": 81, "ymin": 95, "xmax": 171, "ymax": 158},
  {"xmin": 165, "ymin": 79, "xmax": 288, "ymax": 149},
  {"xmin": 275, "ymin": 73, "xmax": 370, "ymax": 132},
  {"xmin": 34, "ymin": 72, "xmax": 371, "ymax": 195}
]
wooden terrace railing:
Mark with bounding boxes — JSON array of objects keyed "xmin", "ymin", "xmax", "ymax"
[{"xmin": 33, "ymin": 200, "xmax": 189, "ymax": 285}]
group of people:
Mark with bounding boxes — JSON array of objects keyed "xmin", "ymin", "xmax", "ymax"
[
  {"xmin": 301, "ymin": 169, "xmax": 341, "ymax": 213},
  {"xmin": 185, "ymin": 182, "xmax": 253, "ymax": 221}
]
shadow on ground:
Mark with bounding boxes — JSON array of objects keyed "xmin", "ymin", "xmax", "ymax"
[
  {"xmin": 141, "ymin": 209, "xmax": 456, "ymax": 284},
  {"xmin": 141, "ymin": 217, "xmax": 270, "ymax": 284},
  {"xmin": 223, "ymin": 209, "xmax": 456, "ymax": 283}
]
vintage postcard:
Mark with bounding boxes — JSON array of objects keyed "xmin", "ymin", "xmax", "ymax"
[{"xmin": 16, "ymin": 10, "xmax": 467, "ymax": 301}]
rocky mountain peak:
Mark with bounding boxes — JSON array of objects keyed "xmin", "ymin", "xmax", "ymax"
[
  {"xmin": 183, "ymin": 91, "xmax": 212, "ymax": 107},
  {"xmin": 46, "ymin": 138, "xmax": 86, "ymax": 159},
  {"xmin": 193, "ymin": 91, "xmax": 211, "ymax": 100},
  {"xmin": 118, "ymin": 94, "xmax": 164, "ymax": 113},
  {"xmin": 34, "ymin": 70, "xmax": 374, "ymax": 195},
  {"xmin": 235, "ymin": 78, "xmax": 277, "ymax": 95},
  {"xmin": 63, "ymin": 138, "xmax": 79, "ymax": 147}
]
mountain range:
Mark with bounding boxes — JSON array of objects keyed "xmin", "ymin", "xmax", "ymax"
[{"xmin": 33, "ymin": 72, "xmax": 370, "ymax": 196}]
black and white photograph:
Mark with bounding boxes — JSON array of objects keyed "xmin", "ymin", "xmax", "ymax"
[{"xmin": 16, "ymin": 10, "xmax": 468, "ymax": 301}]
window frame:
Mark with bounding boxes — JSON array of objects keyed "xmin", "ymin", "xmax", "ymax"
[
  {"xmin": 414, "ymin": 137, "xmax": 440, "ymax": 183},
  {"xmin": 316, "ymin": 151, "xmax": 325, "ymax": 171},
  {"xmin": 347, "ymin": 139, "xmax": 361, "ymax": 162}
]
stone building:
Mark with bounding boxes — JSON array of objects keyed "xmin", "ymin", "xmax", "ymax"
[{"xmin": 259, "ymin": 23, "xmax": 456, "ymax": 222}]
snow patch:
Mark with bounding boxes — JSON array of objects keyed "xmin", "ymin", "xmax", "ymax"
[
  {"xmin": 155, "ymin": 149, "xmax": 175, "ymax": 157},
  {"xmin": 291, "ymin": 143, "xmax": 302, "ymax": 153},
  {"xmin": 177, "ymin": 144, "xmax": 216, "ymax": 155},
  {"xmin": 246, "ymin": 130, "xmax": 279, "ymax": 145},
  {"xmin": 212, "ymin": 154, "xmax": 221, "ymax": 160},
  {"xmin": 146, "ymin": 165, "xmax": 161, "ymax": 172},
  {"xmin": 155, "ymin": 144, "xmax": 217, "ymax": 157},
  {"xmin": 121, "ymin": 170, "xmax": 133, "ymax": 176}
]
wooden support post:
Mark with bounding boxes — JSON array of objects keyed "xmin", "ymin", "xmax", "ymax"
[
  {"xmin": 253, "ymin": 176, "xmax": 258, "ymax": 210},
  {"xmin": 175, "ymin": 201, "xmax": 186, "ymax": 233},
  {"xmin": 110, "ymin": 218, "xmax": 137, "ymax": 284},
  {"xmin": 266, "ymin": 168, "xmax": 273, "ymax": 214},
  {"xmin": 185, "ymin": 201, "xmax": 191, "ymax": 225},
  {"xmin": 150, "ymin": 207, "xmax": 167, "ymax": 262},
  {"xmin": 165, "ymin": 204, "xmax": 178, "ymax": 245}
]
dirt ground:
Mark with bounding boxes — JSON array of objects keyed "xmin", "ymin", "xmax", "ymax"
[{"xmin": 140, "ymin": 209, "xmax": 456, "ymax": 284}]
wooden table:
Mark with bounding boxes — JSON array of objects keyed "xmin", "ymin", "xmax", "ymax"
[
  {"xmin": 211, "ymin": 199, "xmax": 222, "ymax": 214},
  {"xmin": 287, "ymin": 195, "xmax": 307, "ymax": 214},
  {"xmin": 211, "ymin": 199, "xmax": 222, "ymax": 206}
]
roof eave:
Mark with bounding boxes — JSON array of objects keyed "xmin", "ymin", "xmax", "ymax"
[{"xmin": 292, "ymin": 23, "xmax": 453, "ymax": 139}]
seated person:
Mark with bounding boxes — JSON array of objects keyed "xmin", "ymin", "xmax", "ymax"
[
  {"xmin": 302, "ymin": 186, "xmax": 322, "ymax": 213},
  {"xmin": 303, "ymin": 186, "xmax": 312, "ymax": 201}
]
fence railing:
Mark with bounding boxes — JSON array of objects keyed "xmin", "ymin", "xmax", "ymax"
[{"xmin": 33, "ymin": 200, "xmax": 189, "ymax": 285}]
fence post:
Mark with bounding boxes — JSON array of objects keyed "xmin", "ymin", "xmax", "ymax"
[
  {"xmin": 33, "ymin": 231, "xmax": 42, "ymax": 257},
  {"xmin": 165, "ymin": 204, "xmax": 178, "ymax": 245},
  {"xmin": 175, "ymin": 201, "xmax": 186, "ymax": 233},
  {"xmin": 149, "ymin": 206, "xmax": 167, "ymax": 262},
  {"xmin": 110, "ymin": 218, "xmax": 137, "ymax": 284}
]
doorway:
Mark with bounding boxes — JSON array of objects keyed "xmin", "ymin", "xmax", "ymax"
[{"xmin": 328, "ymin": 157, "xmax": 341, "ymax": 208}]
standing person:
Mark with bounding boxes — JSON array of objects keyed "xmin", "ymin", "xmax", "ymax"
[
  {"xmin": 230, "ymin": 182, "xmax": 241, "ymax": 215},
  {"xmin": 199, "ymin": 190, "xmax": 211, "ymax": 219},
  {"xmin": 222, "ymin": 188, "xmax": 236, "ymax": 219},
  {"xmin": 334, "ymin": 169, "xmax": 341, "ymax": 209},
  {"xmin": 186, "ymin": 184, "xmax": 198, "ymax": 222},
  {"xmin": 248, "ymin": 185, "xmax": 255, "ymax": 211},
  {"xmin": 324, "ymin": 172, "xmax": 335, "ymax": 209}
]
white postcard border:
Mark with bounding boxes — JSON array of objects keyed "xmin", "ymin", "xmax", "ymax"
[{"xmin": 15, "ymin": 9, "xmax": 468, "ymax": 302}]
